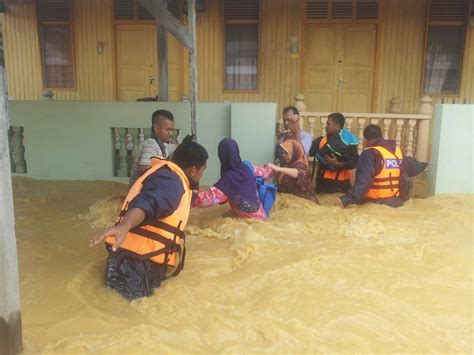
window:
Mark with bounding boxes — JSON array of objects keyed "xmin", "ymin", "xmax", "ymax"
[
  {"xmin": 423, "ymin": 0, "xmax": 469, "ymax": 95},
  {"xmin": 305, "ymin": 0, "xmax": 379, "ymax": 21},
  {"xmin": 223, "ymin": 0, "xmax": 259, "ymax": 91},
  {"xmin": 38, "ymin": 0, "xmax": 75, "ymax": 89},
  {"xmin": 113, "ymin": 0, "xmax": 181, "ymax": 21}
]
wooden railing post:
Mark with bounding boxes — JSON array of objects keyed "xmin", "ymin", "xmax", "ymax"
[{"xmin": 416, "ymin": 96, "xmax": 433, "ymax": 162}]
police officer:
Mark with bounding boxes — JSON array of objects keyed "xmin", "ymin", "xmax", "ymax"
[{"xmin": 336, "ymin": 124, "xmax": 428, "ymax": 208}]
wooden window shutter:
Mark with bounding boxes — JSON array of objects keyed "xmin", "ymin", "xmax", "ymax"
[
  {"xmin": 137, "ymin": 3, "xmax": 154, "ymax": 20},
  {"xmin": 306, "ymin": 0, "xmax": 329, "ymax": 20},
  {"xmin": 429, "ymin": 0, "xmax": 469, "ymax": 22},
  {"xmin": 38, "ymin": 0, "xmax": 71, "ymax": 22},
  {"xmin": 356, "ymin": 0, "xmax": 378, "ymax": 20},
  {"xmin": 113, "ymin": 0, "xmax": 134, "ymax": 20},
  {"xmin": 332, "ymin": 0, "xmax": 353, "ymax": 19},
  {"xmin": 224, "ymin": 0, "xmax": 259, "ymax": 21},
  {"xmin": 167, "ymin": 0, "xmax": 181, "ymax": 19},
  {"xmin": 306, "ymin": 0, "xmax": 378, "ymax": 20}
]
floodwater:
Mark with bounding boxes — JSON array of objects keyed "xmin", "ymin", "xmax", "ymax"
[{"xmin": 12, "ymin": 177, "xmax": 473, "ymax": 353}]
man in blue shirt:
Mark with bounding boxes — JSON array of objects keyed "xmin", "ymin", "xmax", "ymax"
[
  {"xmin": 280, "ymin": 106, "xmax": 312, "ymax": 156},
  {"xmin": 91, "ymin": 139, "xmax": 209, "ymax": 300}
]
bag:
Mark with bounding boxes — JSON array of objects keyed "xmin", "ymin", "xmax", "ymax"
[{"xmin": 243, "ymin": 160, "xmax": 277, "ymax": 216}]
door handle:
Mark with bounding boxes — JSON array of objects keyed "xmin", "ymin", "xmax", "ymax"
[{"xmin": 149, "ymin": 75, "xmax": 155, "ymax": 84}]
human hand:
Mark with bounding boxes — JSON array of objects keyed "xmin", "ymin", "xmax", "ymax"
[
  {"xmin": 267, "ymin": 163, "xmax": 280, "ymax": 172},
  {"xmin": 324, "ymin": 154, "xmax": 338, "ymax": 166},
  {"xmin": 89, "ymin": 224, "xmax": 129, "ymax": 252}
]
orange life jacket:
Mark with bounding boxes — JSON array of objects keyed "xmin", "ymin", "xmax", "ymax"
[
  {"xmin": 364, "ymin": 145, "xmax": 403, "ymax": 199},
  {"xmin": 318, "ymin": 136, "xmax": 352, "ymax": 181},
  {"xmin": 105, "ymin": 157, "xmax": 191, "ymax": 268}
]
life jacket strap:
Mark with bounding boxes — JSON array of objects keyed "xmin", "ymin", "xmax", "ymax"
[{"xmin": 129, "ymin": 226, "xmax": 184, "ymax": 251}]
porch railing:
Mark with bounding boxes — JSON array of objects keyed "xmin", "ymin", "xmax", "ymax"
[
  {"xmin": 112, "ymin": 127, "xmax": 181, "ymax": 177},
  {"xmin": 284, "ymin": 94, "xmax": 433, "ymax": 162}
]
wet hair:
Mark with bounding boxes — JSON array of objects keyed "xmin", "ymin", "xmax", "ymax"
[
  {"xmin": 152, "ymin": 109, "xmax": 174, "ymax": 126},
  {"xmin": 363, "ymin": 124, "xmax": 383, "ymax": 140},
  {"xmin": 172, "ymin": 141, "xmax": 209, "ymax": 169},
  {"xmin": 328, "ymin": 112, "xmax": 345, "ymax": 129},
  {"xmin": 282, "ymin": 106, "xmax": 299, "ymax": 115}
]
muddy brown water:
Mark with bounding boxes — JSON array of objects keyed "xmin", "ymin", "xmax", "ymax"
[{"xmin": 11, "ymin": 177, "xmax": 473, "ymax": 353}]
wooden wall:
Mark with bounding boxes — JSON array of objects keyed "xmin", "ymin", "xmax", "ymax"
[
  {"xmin": 3, "ymin": 0, "xmax": 473, "ymax": 113},
  {"xmin": 186, "ymin": 0, "xmax": 301, "ymax": 112},
  {"xmin": 3, "ymin": 0, "xmax": 115, "ymax": 100},
  {"xmin": 374, "ymin": 0, "xmax": 474, "ymax": 113}
]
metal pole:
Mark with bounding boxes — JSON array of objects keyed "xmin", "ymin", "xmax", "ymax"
[{"xmin": 0, "ymin": 66, "xmax": 22, "ymax": 355}]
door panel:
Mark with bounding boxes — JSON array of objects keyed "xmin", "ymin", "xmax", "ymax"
[
  {"xmin": 302, "ymin": 26, "xmax": 339, "ymax": 112},
  {"xmin": 116, "ymin": 25, "xmax": 182, "ymax": 101},
  {"xmin": 337, "ymin": 26, "xmax": 376, "ymax": 112},
  {"xmin": 115, "ymin": 25, "xmax": 151, "ymax": 101},
  {"xmin": 302, "ymin": 24, "xmax": 376, "ymax": 113}
]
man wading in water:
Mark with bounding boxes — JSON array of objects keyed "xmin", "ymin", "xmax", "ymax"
[{"xmin": 90, "ymin": 140, "xmax": 208, "ymax": 300}]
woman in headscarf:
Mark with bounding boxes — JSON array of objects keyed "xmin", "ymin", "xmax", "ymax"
[
  {"xmin": 192, "ymin": 138, "xmax": 272, "ymax": 220},
  {"xmin": 268, "ymin": 139, "xmax": 319, "ymax": 203}
]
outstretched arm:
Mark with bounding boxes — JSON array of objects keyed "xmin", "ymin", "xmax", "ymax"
[
  {"xmin": 193, "ymin": 186, "xmax": 228, "ymax": 208},
  {"xmin": 268, "ymin": 163, "xmax": 299, "ymax": 179},
  {"xmin": 90, "ymin": 208, "xmax": 146, "ymax": 251}
]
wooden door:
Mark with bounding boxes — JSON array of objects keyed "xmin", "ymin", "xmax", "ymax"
[
  {"xmin": 337, "ymin": 25, "xmax": 376, "ymax": 112},
  {"xmin": 115, "ymin": 25, "xmax": 154, "ymax": 101},
  {"xmin": 302, "ymin": 25, "xmax": 339, "ymax": 112},
  {"xmin": 115, "ymin": 24, "xmax": 182, "ymax": 101},
  {"xmin": 302, "ymin": 24, "xmax": 376, "ymax": 112}
]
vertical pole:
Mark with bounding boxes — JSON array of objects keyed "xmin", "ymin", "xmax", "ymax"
[
  {"xmin": 187, "ymin": 0, "xmax": 198, "ymax": 139},
  {"xmin": 0, "ymin": 66, "xmax": 22, "ymax": 354},
  {"xmin": 157, "ymin": 22, "xmax": 168, "ymax": 101}
]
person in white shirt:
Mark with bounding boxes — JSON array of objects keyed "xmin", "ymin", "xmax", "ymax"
[{"xmin": 129, "ymin": 109, "xmax": 177, "ymax": 187}]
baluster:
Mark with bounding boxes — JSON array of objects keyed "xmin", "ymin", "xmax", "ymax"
[
  {"xmin": 370, "ymin": 117, "xmax": 379, "ymax": 126},
  {"xmin": 405, "ymin": 119, "xmax": 416, "ymax": 157},
  {"xmin": 125, "ymin": 128, "xmax": 134, "ymax": 176},
  {"xmin": 320, "ymin": 116, "xmax": 328, "ymax": 136},
  {"xmin": 308, "ymin": 116, "xmax": 316, "ymax": 139},
  {"xmin": 138, "ymin": 128, "xmax": 145, "ymax": 152},
  {"xmin": 11, "ymin": 127, "xmax": 26, "ymax": 173},
  {"xmin": 113, "ymin": 128, "xmax": 120, "ymax": 176},
  {"xmin": 131, "ymin": 129, "xmax": 139, "ymax": 160},
  {"xmin": 357, "ymin": 118, "xmax": 366, "ymax": 154},
  {"xmin": 395, "ymin": 119, "xmax": 404, "ymax": 149},
  {"xmin": 345, "ymin": 116, "xmax": 354, "ymax": 134},
  {"xmin": 117, "ymin": 129, "xmax": 128, "ymax": 177},
  {"xmin": 383, "ymin": 119, "xmax": 391, "ymax": 140}
]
